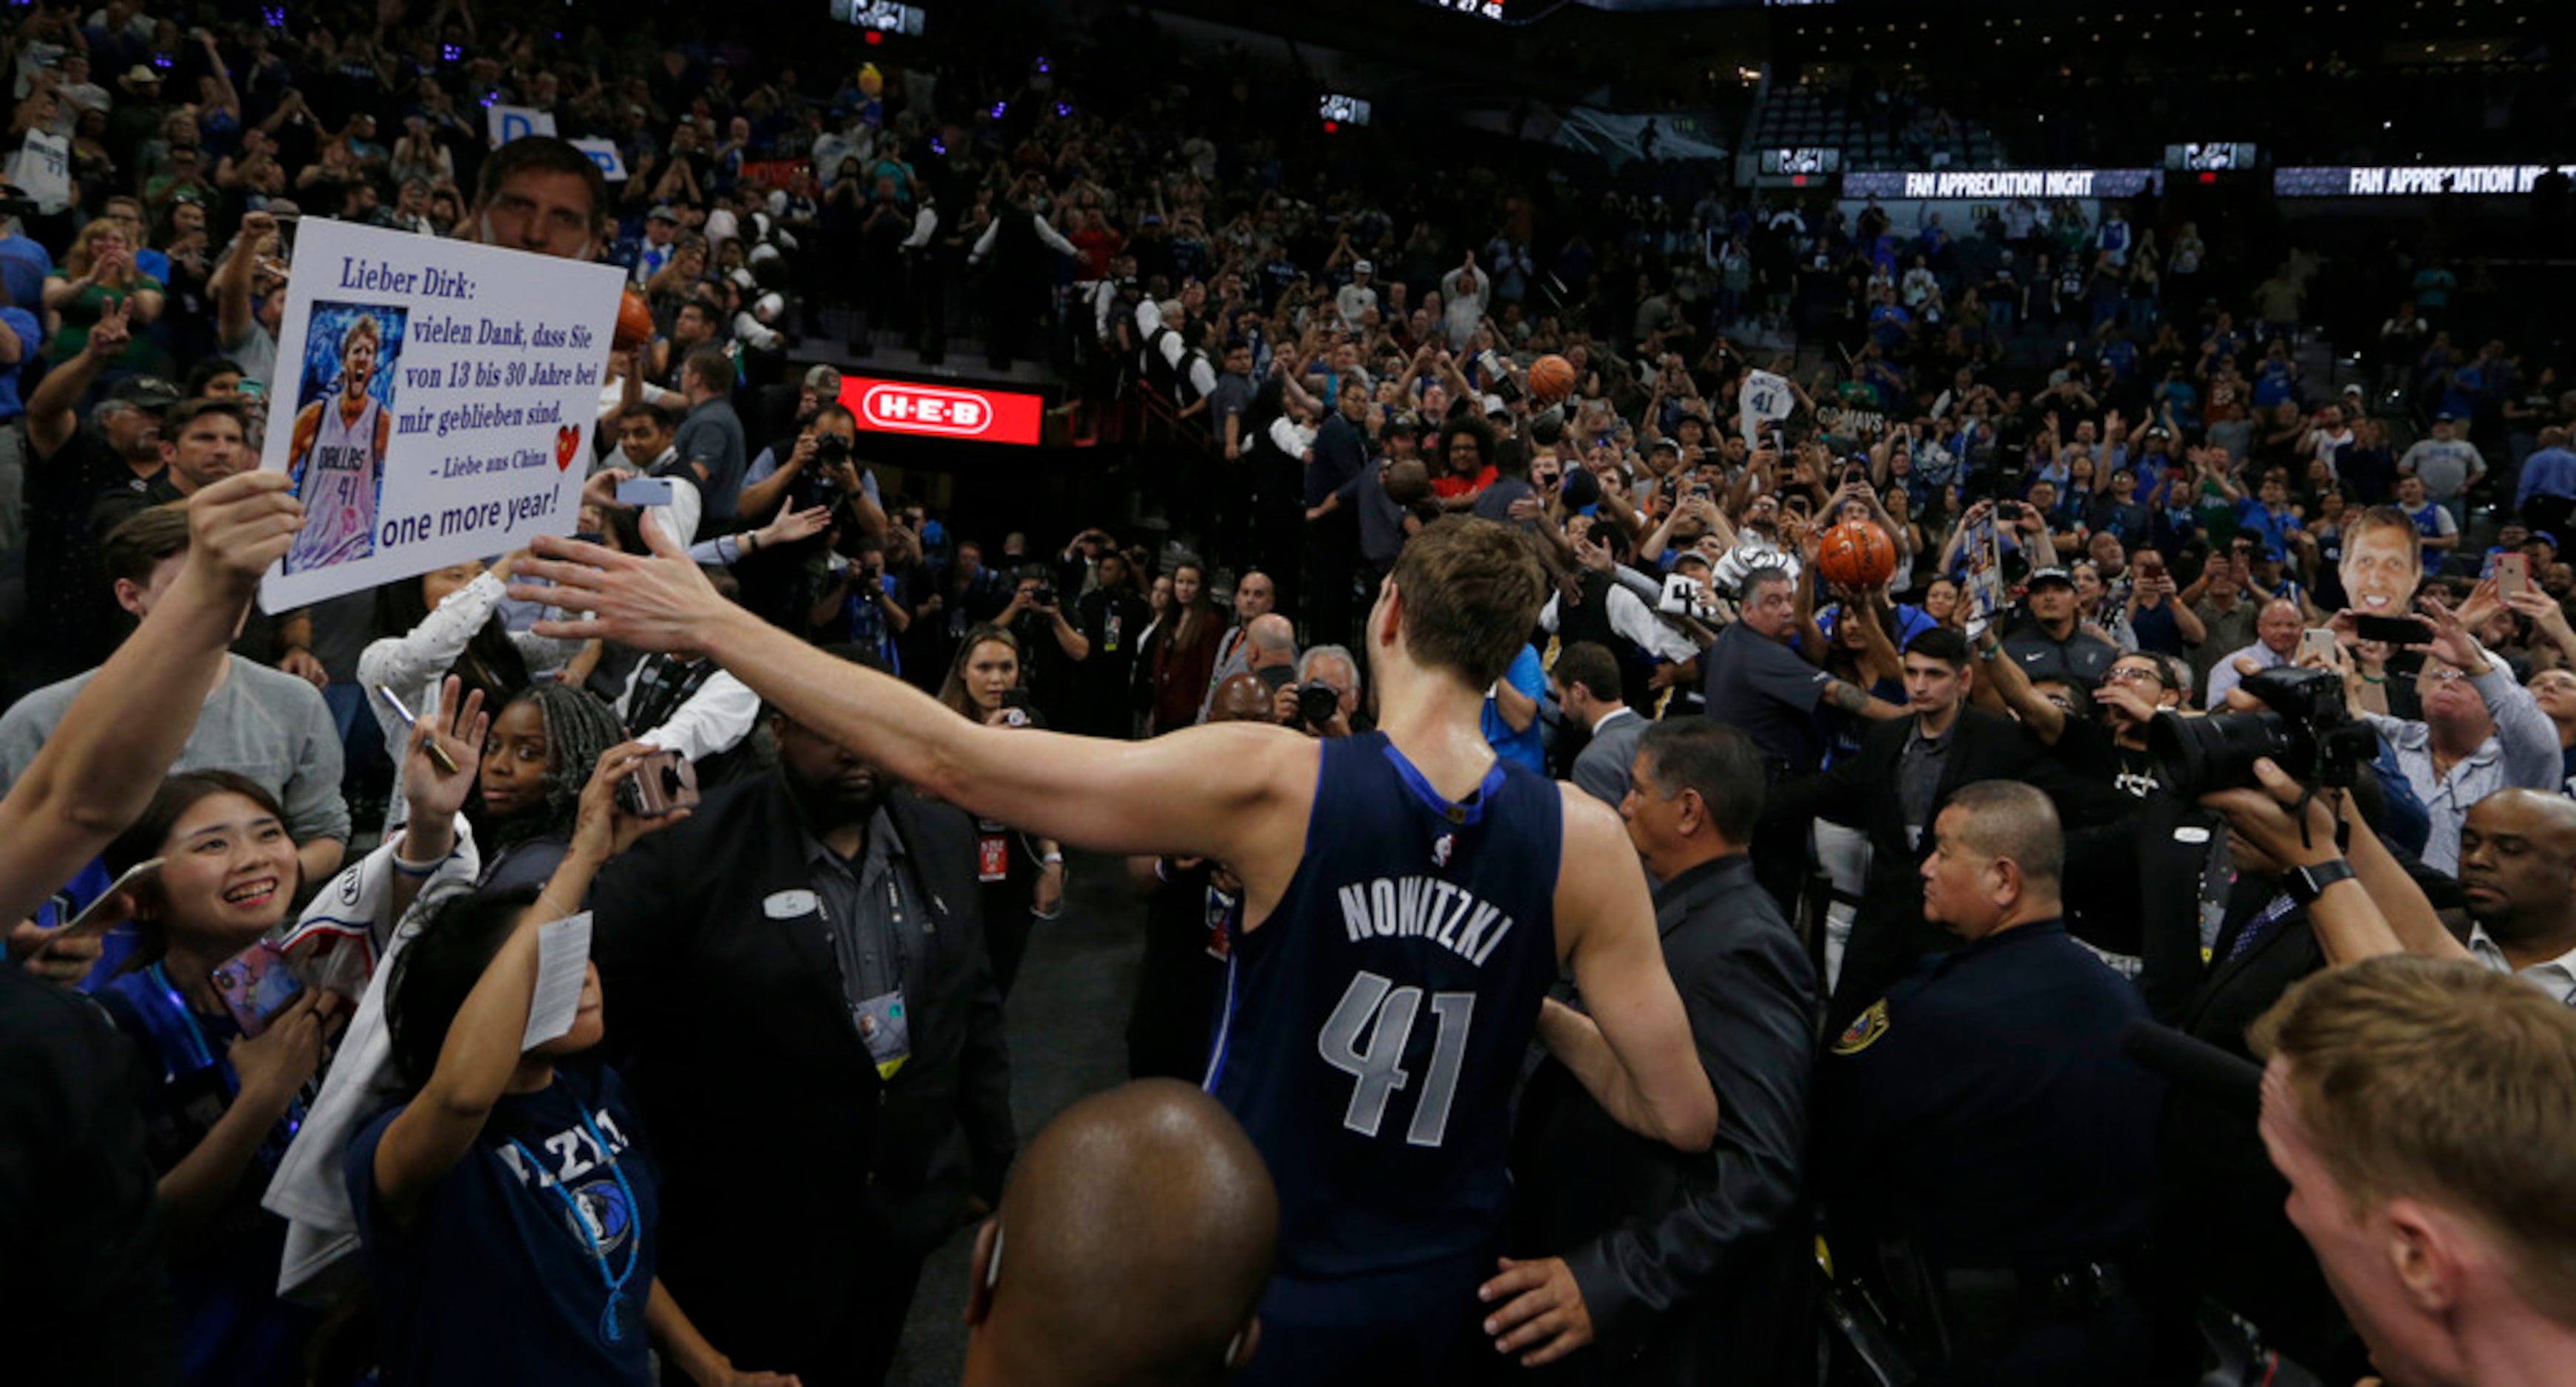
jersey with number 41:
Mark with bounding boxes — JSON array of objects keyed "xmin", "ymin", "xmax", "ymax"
[{"xmin": 1205, "ymin": 730, "xmax": 1560, "ymax": 1279}]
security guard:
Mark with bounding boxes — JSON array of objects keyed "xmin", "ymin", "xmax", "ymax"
[{"xmin": 1811, "ymin": 781, "xmax": 2165, "ymax": 1386}]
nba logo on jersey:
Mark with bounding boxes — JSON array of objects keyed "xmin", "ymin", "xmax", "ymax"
[{"xmin": 1430, "ymin": 833, "xmax": 1453, "ymax": 867}]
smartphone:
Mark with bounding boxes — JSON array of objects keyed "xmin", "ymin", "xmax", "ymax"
[
  {"xmin": 2354, "ymin": 614, "xmax": 2433, "ymax": 645},
  {"xmin": 617, "ymin": 476, "xmax": 675, "ymax": 507},
  {"xmin": 615, "ymin": 749, "xmax": 700, "ymax": 818},
  {"xmin": 211, "ymin": 940, "xmax": 305, "ymax": 1039},
  {"xmin": 2498, "ymin": 552, "xmax": 2530, "ymax": 600},
  {"xmin": 2299, "ymin": 628, "xmax": 2341, "ymax": 666},
  {"xmin": 38, "ymin": 857, "xmax": 165, "ymax": 956}
]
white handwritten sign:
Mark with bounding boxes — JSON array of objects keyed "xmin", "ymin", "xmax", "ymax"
[{"xmin": 256, "ymin": 219, "xmax": 623, "ymax": 612}]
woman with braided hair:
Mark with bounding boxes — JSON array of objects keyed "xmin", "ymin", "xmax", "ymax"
[
  {"xmin": 257, "ymin": 677, "xmax": 633, "ymax": 1304},
  {"xmin": 467, "ymin": 679, "xmax": 626, "ymax": 892}
]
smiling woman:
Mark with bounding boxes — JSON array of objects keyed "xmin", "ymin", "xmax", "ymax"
[{"xmin": 87, "ymin": 770, "xmax": 344, "ymax": 1380}]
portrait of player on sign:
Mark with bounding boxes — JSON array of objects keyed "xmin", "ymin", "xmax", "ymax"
[{"xmin": 283, "ymin": 303, "xmax": 403, "ymax": 575}]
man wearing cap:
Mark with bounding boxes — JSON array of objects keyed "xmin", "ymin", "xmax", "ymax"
[
  {"xmin": 1335, "ymin": 261, "xmax": 1378, "ymax": 327},
  {"xmin": 2513, "ymin": 426, "xmax": 2576, "ymax": 538},
  {"xmin": 2002, "ymin": 566, "xmax": 2119, "ymax": 688},
  {"xmin": 2400, "ymin": 414, "xmax": 2488, "ymax": 533},
  {"xmin": 9, "ymin": 302, "xmax": 175, "ymax": 694},
  {"xmin": 635, "ymin": 204, "xmax": 683, "ymax": 287}
]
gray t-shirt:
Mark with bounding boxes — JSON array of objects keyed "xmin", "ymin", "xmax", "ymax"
[
  {"xmin": 0, "ymin": 654, "xmax": 349, "ymax": 845},
  {"xmin": 1702, "ymin": 621, "xmax": 1831, "ymax": 775}
]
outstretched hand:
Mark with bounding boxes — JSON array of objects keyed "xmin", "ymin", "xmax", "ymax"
[
  {"xmin": 2199, "ymin": 757, "xmax": 2341, "ymax": 869},
  {"xmin": 510, "ymin": 526, "xmax": 728, "ymax": 657}
]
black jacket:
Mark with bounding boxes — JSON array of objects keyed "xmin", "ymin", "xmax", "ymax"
[
  {"xmin": 1769, "ymin": 705, "xmax": 2077, "ymax": 1025},
  {"xmin": 588, "ymin": 775, "xmax": 1014, "ymax": 1377},
  {"xmin": 1510, "ymin": 856, "xmax": 1817, "ymax": 1386}
]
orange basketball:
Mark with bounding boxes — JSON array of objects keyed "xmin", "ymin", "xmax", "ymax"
[
  {"xmin": 1526, "ymin": 353, "xmax": 1576, "ymax": 403},
  {"xmin": 613, "ymin": 289, "xmax": 656, "ymax": 351},
  {"xmin": 1815, "ymin": 518, "xmax": 1898, "ymax": 589}
]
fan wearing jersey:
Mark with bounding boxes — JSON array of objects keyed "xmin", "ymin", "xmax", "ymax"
[
  {"xmin": 284, "ymin": 314, "xmax": 393, "ymax": 574},
  {"xmin": 512, "ymin": 514, "xmax": 1719, "ymax": 1387}
]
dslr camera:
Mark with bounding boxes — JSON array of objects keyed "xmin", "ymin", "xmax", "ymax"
[
  {"xmin": 1295, "ymin": 679, "xmax": 1342, "ymax": 730},
  {"xmin": 2148, "ymin": 666, "xmax": 2375, "ymax": 798}
]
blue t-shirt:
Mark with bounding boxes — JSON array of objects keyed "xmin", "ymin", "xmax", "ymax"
[
  {"xmin": 1480, "ymin": 644, "xmax": 1547, "ymax": 773},
  {"xmin": 0, "ymin": 234, "xmax": 53, "ymax": 316},
  {"xmin": 0, "ymin": 305, "xmax": 39, "ymax": 418},
  {"xmin": 350, "ymin": 1066, "xmax": 660, "ymax": 1386}
]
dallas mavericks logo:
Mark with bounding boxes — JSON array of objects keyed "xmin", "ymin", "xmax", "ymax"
[{"xmin": 561, "ymin": 1177, "xmax": 638, "ymax": 1256}]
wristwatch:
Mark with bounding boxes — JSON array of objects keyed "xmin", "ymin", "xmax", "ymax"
[{"xmin": 2285, "ymin": 858, "xmax": 2357, "ymax": 906}]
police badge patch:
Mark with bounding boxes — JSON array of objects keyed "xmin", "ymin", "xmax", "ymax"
[{"xmin": 1833, "ymin": 999, "xmax": 1891, "ymax": 1055}]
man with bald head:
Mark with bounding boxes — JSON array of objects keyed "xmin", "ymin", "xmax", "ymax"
[
  {"xmin": 1201, "ymin": 612, "xmax": 1296, "ymax": 725},
  {"xmin": 964, "ymin": 1080, "xmax": 1277, "ymax": 1386},
  {"xmin": 1814, "ymin": 782, "xmax": 2163, "ymax": 1385},
  {"xmin": 2450, "ymin": 790, "xmax": 2576, "ymax": 1002},
  {"xmin": 2206, "ymin": 597, "xmax": 2306, "ymax": 708},
  {"xmin": 1198, "ymin": 571, "xmax": 1279, "ymax": 718}
]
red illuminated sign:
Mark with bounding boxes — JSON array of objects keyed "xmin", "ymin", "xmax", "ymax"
[{"xmin": 837, "ymin": 376, "xmax": 1045, "ymax": 446}]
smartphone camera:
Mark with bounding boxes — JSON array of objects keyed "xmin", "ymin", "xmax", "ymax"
[{"xmin": 618, "ymin": 750, "xmax": 700, "ymax": 818}]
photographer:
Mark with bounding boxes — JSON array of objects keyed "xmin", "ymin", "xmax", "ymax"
[
  {"xmin": 811, "ymin": 531, "xmax": 909, "ymax": 671},
  {"xmin": 738, "ymin": 401, "xmax": 882, "ymax": 538},
  {"xmin": 2135, "ymin": 750, "xmax": 2422, "ymax": 1380},
  {"xmin": 1271, "ymin": 644, "xmax": 1361, "ymax": 739},
  {"xmin": 2346, "ymin": 591, "xmax": 2559, "ymax": 874},
  {"xmin": 1003, "ymin": 566, "xmax": 1091, "ymax": 729}
]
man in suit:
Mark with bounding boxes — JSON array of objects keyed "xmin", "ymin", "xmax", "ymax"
[
  {"xmin": 1489, "ymin": 720, "xmax": 1817, "ymax": 1380},
  {"xmin": 1555, "ymin": 641, "xmax": 1649, "ymax": 808},
  {"xmin": 589, "ymin": 648, "xmax": 1015, "ymax": 1387},
  {"xmin": 1769, "ymin": 626, "xmax": 2074, "ymax": 1027}
]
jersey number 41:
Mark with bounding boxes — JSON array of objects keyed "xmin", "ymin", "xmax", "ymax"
[{"xmin": 1318, "ymin": 970, "xmax": 1477, "ymax": 1149}]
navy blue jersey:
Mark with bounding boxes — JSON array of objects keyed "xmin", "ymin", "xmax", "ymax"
[{"xmin": 1207, "ymin": 730, "xmax": 1562, "ymax": 1279}]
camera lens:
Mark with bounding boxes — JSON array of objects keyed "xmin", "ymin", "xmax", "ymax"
[{"xmin": 2147, "ymin": 708, "xmax": 2303, "ymax": 800}]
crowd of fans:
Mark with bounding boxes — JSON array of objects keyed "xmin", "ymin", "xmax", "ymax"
[{"xmin": 6, "ymin": 4, "xmax": 2576, "ymax": 1387}]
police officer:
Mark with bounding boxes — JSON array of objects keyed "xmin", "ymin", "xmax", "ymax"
[{"xmin": 1811, "ymin": 781, "xmax": 2164, "ymax": 1386}]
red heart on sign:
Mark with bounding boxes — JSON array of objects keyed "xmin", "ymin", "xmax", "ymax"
[{"xmin": 555, "ymin": 425, "xmax": 579, "ymax": 471}]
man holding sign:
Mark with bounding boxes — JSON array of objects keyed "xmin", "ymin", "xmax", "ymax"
[
  {"xmin": 252, "ymin": 136, "xmax": 624, "ymax": 615},
  {"xmin": 284, "ymin": 314, "xmax": 393, "ymax": 574}
]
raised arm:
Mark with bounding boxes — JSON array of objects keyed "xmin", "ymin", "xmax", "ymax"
[
  {"xmin": 369, "ymin": 744, "xmax": 669, "ymax": 1226},
  {"xmin": 0, "ymin": 473, "xmax": 301, "ymax": 925},
  {"xmin": 512, "ymin": 528, "xmax": 1318, "ymax": 907}
]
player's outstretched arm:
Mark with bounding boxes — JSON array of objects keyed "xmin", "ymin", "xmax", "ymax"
[
  {"xmin": 511, "ymin": 528, "xmax": 1316, "ymax": 876},
  {"xmin": 1543, "ymin": 787, "xmax": 1718, "ymax": 1152}
]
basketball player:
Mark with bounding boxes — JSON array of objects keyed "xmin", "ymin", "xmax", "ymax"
[
  {"xmin": 282, "ymin": 314, "xmax": 392, "ymax": 573},
  {"xmin": 513, "ymin": 516, "xmax": 1716, "ymax": 1383}
]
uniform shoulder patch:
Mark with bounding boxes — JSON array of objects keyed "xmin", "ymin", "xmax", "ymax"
[{"xmin": 1832, "ymin": 999, "xmax": 1890, "ymax": 1055}]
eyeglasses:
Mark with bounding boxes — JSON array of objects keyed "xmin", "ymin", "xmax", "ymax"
[
  {"xmin": 2105, "ymin": 666, "xmax": 2165, "ymax": 687},
  {"xmin": 2425, "ymin": 668, "xmax": 2470, "ymax": 685}
]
